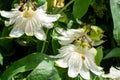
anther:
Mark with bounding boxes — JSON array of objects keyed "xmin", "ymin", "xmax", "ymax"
[{"xmin": 81, "ymin": 55, "xmax": 85, "ymax": 60}]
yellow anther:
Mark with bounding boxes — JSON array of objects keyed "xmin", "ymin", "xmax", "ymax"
[
  {"xmin": 82, "ymin": 43, "xmax": 90, "ymax": 47},
  {"xmin": 33, "ymin": 1, "xmax": 37, "ymax": 5},
  {"xmin": 54, "ymin": 0, "xmax": 64, "ymax": 8},
  {"xmin": 20, "ymin": 1, "xmax": 23, "ymax": 6}
]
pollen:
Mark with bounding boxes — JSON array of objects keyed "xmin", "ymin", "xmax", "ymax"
[{"xmin": 81, "ymin": 55, "xmax": 85, "ymax": 60}]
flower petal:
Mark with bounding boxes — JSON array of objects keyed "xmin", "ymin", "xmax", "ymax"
[
  {"xmin": 56, "ymin": 28, "xmax": 85, "ymax": 45},
  {"xmin": 68, "ymin": 66, "xmax": 78, "ymax": 78},
  {"xmin": 89, "ymin": 48, "xmax": 97, "ymax": 56},
  {"xmin": 41, "ymin": 14, "xmax": 60, "ymax": 23},
  {"xmin": 55, "ymin": 59, "xmax": 68, "ymax": 68},
  {"xmin": 55, "ymin": 44, "xmax": 75, "ymax": 58},
  {"xmin": 68, "ymin": 53, "xmax": 82, "ymax": 78},
  {"xmin": 57, "ymin": 37, "xmax": 73, "ymax": 45},
  {"xmin": 79, "ymin": 62, "xmax": 90, "ymax": 80},
  {"xmin": 102, "ymin": 66, "xmax": 120, "ymax": 79},
  {"xmin": 38, "ymin": 14, "xmax": 60, "ymax": 28},
  {"xmin": 0, "ymin": 11, "xmax": 14, "ymax": 18},
  {"xmin": 34, "ymin": 26, "xmax": 46, "ymax": 40},
  {"xmin": 25, "ymin": 20, "xmax": 34, "ymax": 36},
  {"xmin": 42, "ymin": 22, "xmax": 54, "ymax": 28},
  {"xmin": 86, "ymin": 53, "xmax": 102, "ymax": 76},
  {"xmin": 9, "ymin": 17, "xmax": 25, "ymax": 37}
]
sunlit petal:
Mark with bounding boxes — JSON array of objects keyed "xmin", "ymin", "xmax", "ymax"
[
  {"xmin": 79, "ymin": 62, "xmax": 90, "ymax": 80},
  {"xmin": 34, "ymin": 26, "xmax": 46, "ymax": 40},
  {"xmin": 9, "ymin": 17, "xmax": 25, "ymax": 37},
  {"xmin": 25, "ymin": 20, "xmax": 34, "ymax": 36}
]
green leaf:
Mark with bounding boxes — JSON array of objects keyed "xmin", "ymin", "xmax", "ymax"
[
  {"xmin": 110, "ymin": 0, "xmax": 120, "ymax": 45},
  {"xmin": 0, "ymin": 53, "xmax": 3, "ymax": 65},
  {"xmin": 95, "ymin": 47, "xmax": 103, "ymax": 65},
  {"xmin": 104, "ymin": 47, "xmax": 120, "ymax": 59},
  {"xmin": 36, "ymin": 0, "xmax": 46, "ymax": 7},
  {"xmin": 0, "ymin": 27, "xmax": 13, "ymax": 56},
  {"xmin": 27, "ymin": 60, "xmax": 61, "ymax": 80},
  {"xmin": 73, "ymin": 0, "xmax": 91, "ymax": 18},
  {"xmin": 1, "ymin": 53, "xmax": 48, "ymax": 80},
  {"xmin": 52, "ymin": 30, "xmax": 61, "ymax": 54}
]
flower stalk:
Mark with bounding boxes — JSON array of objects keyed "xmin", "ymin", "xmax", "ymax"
[
  {"xmin": 40, "ymin": 29, "xmax": 49, "ymax": 54},
  {"xmin": 58, "ymin": 0, "xmax": 75, "ymax": 13}
]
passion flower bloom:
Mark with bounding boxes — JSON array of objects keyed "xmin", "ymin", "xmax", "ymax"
[
  {"xmin": 55, "ymin": 28, "xmax": 85, "ymax": 45},
  {"xmin": 0, "ymin": 1, "xmax": 60, "ymax": 40},
  {"xmin": 56, "ymin": 27, "xmax": 104, "ymax": 46},
  {"xmin": 54, "ymin": 44, "xmax": 103, "ymax": 79},
  {"xmin": 102, "ymin": 66, "xmax": 120, "ymax": 80}
]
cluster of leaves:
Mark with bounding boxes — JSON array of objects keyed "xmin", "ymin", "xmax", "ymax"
[{"xmin": 0, "ymin": 0, "xmax": 120, "ymax": 80}]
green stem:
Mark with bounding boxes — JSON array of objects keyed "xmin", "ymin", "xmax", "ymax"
[
  {"xmin": 58, "ymin": 0, "xmax": 75, "ymax": 13},
  {"xmin": 40, "ymin": 29, "xmax": 49, "ymax": 53}
]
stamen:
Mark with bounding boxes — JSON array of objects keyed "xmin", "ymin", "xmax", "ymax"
[
  {"xmin": 28, "ymin": 0, "xmax": 37, "ymax": 11},
  {"xmin": 19, "ymin": 0, "xmax": 37, "ymax": 11},
  {"xmin": 19, "ymin": 2, "xmax": 26, "ymax": 11}
]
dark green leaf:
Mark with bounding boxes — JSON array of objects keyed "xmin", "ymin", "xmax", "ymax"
[
  {"xmin": 104, "ymin": 47, "xmax": 120, "ymax": 59},
  {"xmin": 0, "ymin": 0, "xmax": 13, "ymax": 10},
  {"xmin": 110, "ymin": 0, "xmax": 120, "ymax": 45},
  {"xmin": 73, "ymin": 0, "xmax": 91, "ymax": 18},
  {"xmin": 27, "ymin": 60, "xmax": 61, "ymax": 80},
  {"xmin": 1, "ymin": 53, "xmax": 48, "ymax": 80},
  {"xmin": 52, "ymin": 30, "xmax": 61, "ymax": 54},
  {"xmin": 0, "ymin": 27, "xmax": 13, "ymax": 56},
  {"xmin": 36, "ymin": 0, "xmax": 46, "ymax": 7}
]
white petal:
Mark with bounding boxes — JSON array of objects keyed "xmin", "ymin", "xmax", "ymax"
[
  {"xmin": 68, "ymin": 66, "xmax": 78, "ymax": 78},
  {"xmin": 86, "ymin": 53, "xmax": 102, "ymax": 75},
  {"xmin": 42, "ymin": 22, "xmax": 54, "ymax": 28},
  {"xmin": 79, "ymin": 62, "xmax": 90, "ymax": 80},
  {"xmin": 54, "ymin": 44, "xmax": 75, "ymax": 58},
  {"xmin": 68, "ymin": 53, "xmax": 82, "ymax": 78},
  {"xmin": 0, "ymin": 11, "xmax": 14, "ymax": 18},
  {"xmin": 88, "ymin": 48, "xmax": 97, "ymax": 56},
  {"xmin": 55, "ymin": 50, "xmax": 74, "ymax": 68},
  {"xmin": 56, "ymin": 28, "xmax": 85, "ymax": 45},
  {"xmin": 102, "ymin": 66, "xmax": 120, "ymax": 79},
  {"xmin": 25, "ymin": 20, "xmax": 34, "ymax": 36},
  {"xmin": 55, "ymin": 59, "xmax": 68, "ymax": 68},
  {"xmin": 34, "ymin": 27, "xmax": 46, "ymax": 40},
  {"xmin": 10, "ymin": 28, "xmax": 24, "ymax": 37},
  {"xmin": 37, "ymin": 13, "xmax": 60, "ymax": 28},
  {"xmin": 9, "ymin": 17, "xmax": 25, "ymax": 37},
  {"xmin": 57, "ymin": 36, "xmax": 74, "ymax": 45},
  {"xmin": 42, "ymin": 14, "xmax": 60, "ymax": 23}
]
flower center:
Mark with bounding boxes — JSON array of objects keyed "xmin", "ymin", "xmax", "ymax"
[
  {"xmin": 73, "ymin": 34, "xmax": 92, "ymax": 48},
  {"xmin": 23, "ymin": 8, "xmax": 36, "ymax": 18}
]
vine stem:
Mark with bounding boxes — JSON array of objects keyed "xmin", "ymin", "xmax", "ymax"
[
  {"xmin": 58, "ymin": 0, "xmax": 75, "ymax": 13},
  {"xmin": 40, "ymin": 29, "xmax": 49, "ymax": 53}
]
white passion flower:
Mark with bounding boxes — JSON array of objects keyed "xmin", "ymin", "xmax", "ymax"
[
  {"xmin": 102, "ymin": 66, "xmax": 120, "ymax": 80},
  {"xmin": 54, "ymin": 44, "xmax": 103, "ymax": 79},
  {"xmin": 0, "ymin": 1, "xmax": 60, "ymax": 40},
  {"xmin": 55, "ymin": 28, "xmax": 85, "ymax": 45}
]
